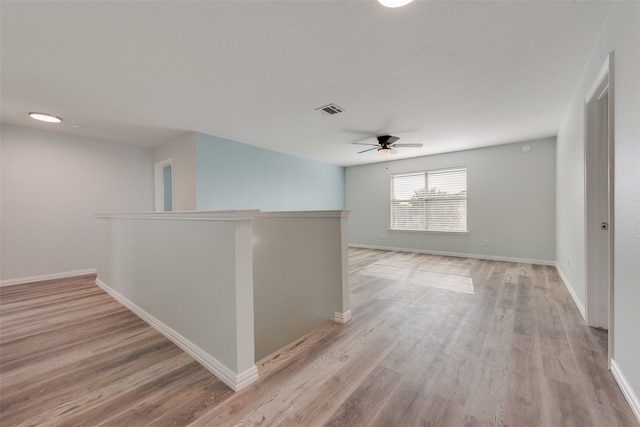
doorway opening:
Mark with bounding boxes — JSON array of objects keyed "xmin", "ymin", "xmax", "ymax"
[
  {"xmin": 155, "ymin": 159, "xmax": 174, "ymax": 212},
  {"xmin": 584, "ymin": 52, "xmax": 614, "ymax": 365}
]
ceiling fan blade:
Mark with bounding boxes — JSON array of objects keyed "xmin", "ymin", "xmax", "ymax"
[
  {"xmin": 390, "ymin": 148, "xmax": 399, "ymax": 155},
  {"xmin": 352, "ymin": 142, "xmax": 379, "ymax": 146},
  {"xmin": 358, "ymin": 147, "xmax": 379, "ymax": 154},
  {"xmin": 386, "ymin": 136, "xmax": 400, "ymax": 144},
  {"xmin": 393, "ymin": 143, "xmax": 423, "ymax": 148}
]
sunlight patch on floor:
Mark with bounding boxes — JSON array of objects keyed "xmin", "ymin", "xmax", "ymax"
[
  {"xmin": 410, "ymin": 270, "xmax": 475, "ymax": 294},
  {"xmin": 359, "ymin": 263, "xmax": 475, "ymax": 294},
  {"xmin": 415, "ymin": 262, "xmax": 471, "ymax": 278},
  {"xmin": 358, "ymin": 263, "xmax": 413, "ymax": 281}
]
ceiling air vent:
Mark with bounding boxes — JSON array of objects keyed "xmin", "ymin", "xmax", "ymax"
[{"xmin": 315, "ymin": 103, "xmax": 345, "ymax": 116}]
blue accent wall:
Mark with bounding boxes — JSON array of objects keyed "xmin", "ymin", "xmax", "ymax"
[{"xmin": 195, "ymin": 133, "xmax": 345, "ymax": 211}]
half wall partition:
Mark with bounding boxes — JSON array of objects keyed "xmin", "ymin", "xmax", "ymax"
[{"xmin": 95, "ymin": 210, "xmax": 350, "ymax": 391}]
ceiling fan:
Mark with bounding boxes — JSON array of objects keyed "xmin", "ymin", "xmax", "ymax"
[{"xmin": 353, "ymin": 135, "xmax": 423, "ymax": 154}]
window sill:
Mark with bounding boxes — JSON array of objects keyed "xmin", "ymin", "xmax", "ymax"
[{"xmin": 389, "ymin": 229, "xmax": 469, "ymax": 235}]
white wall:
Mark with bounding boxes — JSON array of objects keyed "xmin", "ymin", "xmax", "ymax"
[
  {"xmin": 346, "ymin": 138, "xmax": 556, "ymax": 264},
  {"xmin": 556, "ymin": 2, "xmax": 640, "ymax": 416},
  {"xmin": 0, "ymin": 125, "xmax": 154, "ymax": 283},
  {"xmin": 154, "ymin": 132, "xmax": 197, "ymax": 211}
]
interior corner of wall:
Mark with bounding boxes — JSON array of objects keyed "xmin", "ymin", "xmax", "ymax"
[{"xmin": 554, "ymin": 262, "xmax": 586, "ymax": 320}]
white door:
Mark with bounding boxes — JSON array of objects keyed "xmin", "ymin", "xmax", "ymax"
[
  {"xmin": 584, "ymin": 52, "xmax": 615, "ymax": 366},
  {"xmin": 585, "ymin": 92, "xmax": 610, "ymax": 330}
]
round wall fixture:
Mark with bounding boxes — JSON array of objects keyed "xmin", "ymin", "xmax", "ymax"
[
  {"xmin": 521, "ymin": 144, "xmax": 532, "ymax": 153},
  {"xmin": 29, "ymin": 112, "xmax": 62, "ymax": 123}
]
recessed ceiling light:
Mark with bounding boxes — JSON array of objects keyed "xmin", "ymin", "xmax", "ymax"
[
  {"xmin": 29, "ymin": 112, "xmax": 62, "ymax": 123},
  {"xmin": 378, "ymin": 0, "xmax": 414, "ymax": 8}
]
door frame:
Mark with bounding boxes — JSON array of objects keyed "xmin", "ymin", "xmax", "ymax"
[{"xmin": 584, "ymin": 51, "xmax": 614, "ymax": 365}]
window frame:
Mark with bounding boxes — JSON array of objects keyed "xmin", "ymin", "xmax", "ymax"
[{"xmin": 389, "ymin": 167, "xmax": 468, "ymax": 233}]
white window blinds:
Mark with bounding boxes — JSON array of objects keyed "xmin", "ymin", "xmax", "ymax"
[{"xmin": 390, "ymin": 167, "xmax": 467, "ymax": 232}]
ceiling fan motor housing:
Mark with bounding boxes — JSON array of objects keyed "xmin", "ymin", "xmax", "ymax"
[{"xmin": 377, "ymin": 135, "xmax": 398, "ymax": 145}]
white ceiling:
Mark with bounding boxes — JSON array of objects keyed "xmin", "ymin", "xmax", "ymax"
[{"xmin": 1, "ymin": 1, "xmax": 612, "ymax": 166}]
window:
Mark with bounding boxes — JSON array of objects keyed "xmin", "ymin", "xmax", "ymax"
[{"xmin": 390, "ymin": 167, "xmax": 467, "ymax": 232}]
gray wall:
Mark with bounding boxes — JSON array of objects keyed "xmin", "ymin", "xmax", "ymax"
[
  {"xmin": 252, "ymin": 212, "xmax": 349, "ymax": 361},
  {"xmin": 346, "ymin": 138, "xmax": 556, "ymax": 264},
  {"xmin": 0, "ymin": 124, "xmax": 154, "ymax": 283},
  {"xmin": 556, "ymin": 1, "xmax": 640, "ymax": 406}
]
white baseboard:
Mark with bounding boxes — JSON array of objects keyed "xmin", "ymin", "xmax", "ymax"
[
  {"xmin": 348, "ymin": 244, "xmax": 555, "ymax": 266},
  {"xmin": 610, "ymin": 359, "xmax": 640, "ymax": 424},
  {"xmin": 1, "ymin": 268, "xmax": 97, "ymax": 287},
  {"xmin": 95, "ymin": 278, "xmax": 258, "ymax": 392},
  {"xmin": 334, "ymin": 310, "xmax": 352, "ymax": 324},
  {"xmin": 554, "ymin": 263, "xmax": 586, "ymax": 320}
]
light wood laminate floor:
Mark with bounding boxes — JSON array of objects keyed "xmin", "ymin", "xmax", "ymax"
[{"xmin": 1, "ymin": 248, "xmax": 637, "ymax": 426}]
